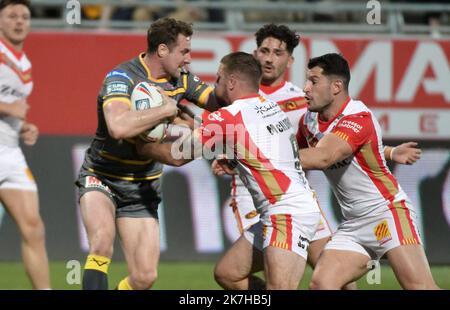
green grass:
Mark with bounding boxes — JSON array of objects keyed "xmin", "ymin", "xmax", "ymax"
[{"xmin": 0, "ymin": 262, "xmax": 448, "ymax": 290}]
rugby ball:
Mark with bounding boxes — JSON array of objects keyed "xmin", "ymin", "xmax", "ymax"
[{"xmin": 130, "ymin": 81, "xmax": 168, "ymax": 142}]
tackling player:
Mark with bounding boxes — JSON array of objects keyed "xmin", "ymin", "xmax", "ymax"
[{"xmin": 297, "ymin": 53, "xmax": 438, "ymax": 289}]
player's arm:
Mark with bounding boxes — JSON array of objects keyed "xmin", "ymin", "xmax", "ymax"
[
  {"xmin": 136, "ymin": 138, "xmax": 193, "ymax": 167},
  {"xmin": 0, "ymin": 99, "xmax": 29, "ymax": 119},
  {"xmin": 182, "ymin": 71, "xmax": 225, "ymax": 112},
  {"xmin": 384, "ymin": 142, "xmax": 421, "ymax": 165},
  {"xmin": 104, "ymin": 95, "xmax": 177, "ymax": 140},
  {"xmin": 299, "ymin": 133, "xmax": 354, "ymax": 170}
]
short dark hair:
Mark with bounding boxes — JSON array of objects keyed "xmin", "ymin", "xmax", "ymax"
[
  {"xmin": 255, "ymin": 24, "xmax": 300, "ymax": 54},
  {"xmin": 0, "ymin": 0, "xmax": 30, "ymax": 11},
  {"xmin": 147, "ymin": 18, "xmax": 193, "ymax": 54},
  {"xmin": 221, "ymin": 52, "xmax": 262, "ymax": 90},
  {"xmin": 308, "ymin": 53, "xmax": 351, "ymax": 90}
]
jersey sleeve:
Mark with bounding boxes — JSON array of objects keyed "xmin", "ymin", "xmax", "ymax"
[
  {"xmin": 182, "ymin": 71, "xmax": 214, "ymax": 108},
  {"xmin": 101, "ymin": 69, "xmax": 135, "ymax": 107},
  {"xmin": 197, "ymin": 108, "xmax": 235, "ymax": 151},
  {"xmin": 296, "ymin": 114, "xmax": 308, "ymax": 149},
  {"xmin": 332, "ymin": 112, "xmax": 373, "ymax": 153}
]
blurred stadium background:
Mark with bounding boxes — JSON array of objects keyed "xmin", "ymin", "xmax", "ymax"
[{"xmin": 0, "ymin": 0, "xmax": 449, "ymax": 289}]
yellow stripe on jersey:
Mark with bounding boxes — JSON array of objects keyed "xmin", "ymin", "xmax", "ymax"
[
  {"xmin": 102, "ymin": 97, "xmax": 132, "ymax": 108},
  {"xmin": 87, "ymin": 167, "xmax": 162, "ymax": 181},
  {"xmin": 360, "ymin": 143, "xmax": 399, "ymax": 197},
  {"xmin": 139, "ymin": 53, "xmax": 168, "ymax": 83},
  {"xmin": 183, "ymin": 74, "xmax": 188, "ymax": 90},
  {"xmin": 197, "ymin": 86, "xmax": 214, "ymax": 107},
  {"xmin": 98, "ymin": 151, "xmax": 153, "ymax": 165},
  {"xmin": 237, "ymin": 143, "xmax": 285, "ymax": 203},
  {"xmin": 164, "ymin": 88, "xmax": 186, "ymax": 97}
]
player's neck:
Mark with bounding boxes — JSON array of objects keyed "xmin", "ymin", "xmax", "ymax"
[
  {"xmin": 143, "ymin": 53, "xmax": 168, "ymax": 80},
  {"xmin": 0, "ymin": 34, "xmax": 23, "ymax": 52},
  {"xmin": 230, "ymin": 89, "xmax": 259, "ymax": 103},
  {"xmin": 319, "ymin": 94, "xmax": 350, "ymax": 122},
  {"xmin": 260, "ymin": 78, "xmax": 286, "ymax": 94}
]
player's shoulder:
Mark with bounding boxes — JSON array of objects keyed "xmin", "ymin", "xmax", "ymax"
[
  {"xmin": 180, "ymin": 68, "xmax": 203, "ymax": 84},
  {"xmin": 284, "ymin": 81, "xmax": 304, "ymax": 96},
  {"xmin": 344, "ymin": 98, "xmax": 371, "ymax": 115},
  {"xmin": 105, "ymin": 56, "xmax": 138, "ymax": 81}
]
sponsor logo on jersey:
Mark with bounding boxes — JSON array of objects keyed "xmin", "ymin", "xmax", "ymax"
[
  {"xmin": 327, "ymin": 157, "xmax": 352, "ymax": 170},
  {"xmin": 374, "ymin": 219, "xmax": 392, "ymax": 245},
  {"xmin": 266, "ymin": 117, "xmax": 292, "ymax": 135},
  {"xmin": 106, "ymin": 82, "xmax": 129, "ymax": 96},
  {"xmin": 207, "ymin": 111, "xmax": 224, "ymax": 122},
  {"xmin": 106, "ymin": 70, "xmax": 132, "ymax": 82},
  {"xmin": 0, "ymin": 84, "xmax": 27, "ymax": 98},
  {"xmin": 337, "ymin": 119, "xmax": 363, "ymax": 133},
  {"xmin": 254, "ymin": 101, "xmax": 278, "ymax": 116}
]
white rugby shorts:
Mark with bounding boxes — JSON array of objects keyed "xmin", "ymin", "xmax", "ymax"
[
  {"xmin": 0, "ymin": 145, "xmax": 37, "ymax": 191},
  {"xmin": 244, "ymin": 211, "xmax": 321, "ymax": 259},
  {"xmin": 325, "ymin": 201, "xmax": 422, "ymax": 260}
]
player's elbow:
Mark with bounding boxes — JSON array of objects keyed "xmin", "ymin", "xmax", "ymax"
[{"xmin": 108, "ymin": 126, "xmax": 128, "ymax": 140}]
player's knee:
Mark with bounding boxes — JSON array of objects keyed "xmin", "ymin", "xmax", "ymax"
[
  {"xmin": 129, "ymin": 269, "xmax": 157, "ymax": 290},
  {"xmin": 213, "ymin": 264, "xmax": 227, "ymax": 287},
  {"xmin": 89, "ymin": 232, "xmax": 114, "ymax": 257},
  {"xmin": 21, "ymin": 215, "xmax": 45, "ymax": 243},
  {"xmin": 309, "ymin": 275, "xmax": 338, "ymax": 290},
  {"xmin": 89, "ymin": 240, "xmax": 113, "ymax": 258}
]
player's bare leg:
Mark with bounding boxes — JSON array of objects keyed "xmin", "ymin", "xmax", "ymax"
[
  {"xmin": 80, "ymin": 191, "xmax": 116, "ymax": 289},
  {"xmin": 386, "ymin": 245, "xmax": 439, "ymax": 289},
  {"xmin": 117, "ymin": 217, "xmax": 160, "ymax": 290},
  {"xmin": 214, "ymin": 235, "xmax": 265, "ymax": 290},
  {"xmin": 0, "ymin": 189, "xmax": 50, "ymax": 289},
  {"xmin": 310, "ymin": 249, "xmax": 370, "ymax": 290},
  {"xmin": 264, "ymin": 246, "xmax": 306, "ymax": 290},
  {"xmin": 308, "ymin": 238, "xmax": 357, "ymax": 290}
]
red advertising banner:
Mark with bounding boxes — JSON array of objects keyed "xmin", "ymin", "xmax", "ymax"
[{"xmin": 26, "ymin": 32, "xmax": 449, "ymax": 138}]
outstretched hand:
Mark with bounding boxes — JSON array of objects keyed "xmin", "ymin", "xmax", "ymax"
[{"xmin": 392, "ymin": 142, "xmax": 421, "ymax": 165}]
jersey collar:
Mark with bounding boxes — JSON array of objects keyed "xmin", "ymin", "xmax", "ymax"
[
  {"xmin": 139, "ymin": 53, "xmax": 169, "ymax": 83},
  {"xmin": 259, "ymin": 80, "xmax": 286, "ymax": 95}
]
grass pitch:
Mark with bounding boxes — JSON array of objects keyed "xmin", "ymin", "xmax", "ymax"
[{"xmin": 0, "ymin": 261, "xmax": 448, "ymax": 290}]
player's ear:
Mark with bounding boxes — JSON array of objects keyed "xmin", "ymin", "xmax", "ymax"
[
  {"xmin": 332, "ymin": 79, "xmax": 344, "ymax": 95},
  {"xmin": 157, "ymin": 44, "xmax": 170, "ymax": 58},
  {"xmin": 228, "ymin": 74, "xmax": 237, "ymax": 90}
]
